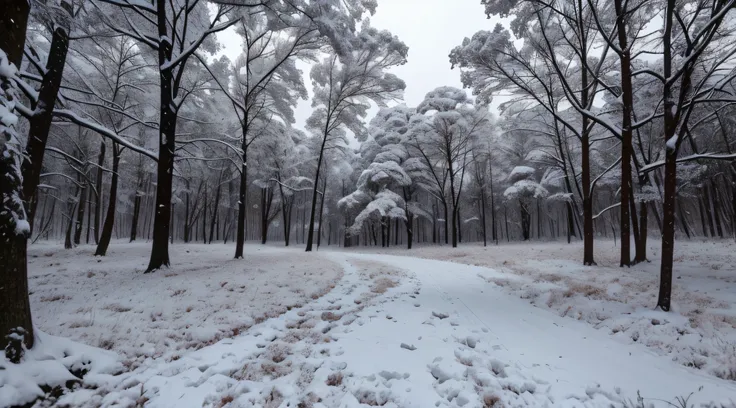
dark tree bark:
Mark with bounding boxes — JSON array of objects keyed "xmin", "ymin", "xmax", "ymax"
[
  {"xmin": 64, "ymin": 188, "xmax": 78, "ymax": 249},
  {"xmin": 520, "ymin": 200, "xmax": 531, "ymax": 241},
  {"xmin": 404, "ymin": 188, "xmax": 415, "ymax": 250},
  {"xmin": 677, "ymin": 199, "xmax": 692, "ymax": 238},
  {"xmin": 23, "ymin": 27, "xmax": 70, "ymax": 229},
  {"xmin": 386, "ymin": 217, "xmax": 391, "ymax": 247},
  {"xmin": 145, "ymin": 0, "xmax": 176, "ymax": 273},
  {"xmin": 73, "ymin": 180, "xmax": 87, "ymax": 245},
  {"xmin": 394, "ymin": 214, "xmax": 399, "ymax": 246},
  {"xmin": 488, "ymin": 160, "xmax": 498, "ymax": 244},
  {"xmin": 479, "ymin": 194, "xmax": 487, "ymax": 246},
  {"xmin": 94, "ymin": 140, "xmax": 105, "ymax": 244},
  {"xmin": 234, "ymin": 142, "xmax": 247, "ymax": 258},
  {"xmin": 276, "ymin": 174, "xmax": 293, "ymax": 246},
  {"xmin": 202, "ymin": 184, "xmax": 208, "ymax": 243},
  {"xmin": 95, "ymin": 144, "xmax": 121, "ymax": 256},
  {"xmin": 703, "ymin": 185, "xmax": 716, "ymax": 236},
  {"xmin": 536, "ymin": 200, "xmax": 542, "ymax": 239},
  {"xmin": 0, "ymin": 0, "xmax": 33, "ymax": 352},
  {"xmin": 260, "ymin": 186, "xmax": 275, "ymax": 244},
  {"xmin": 698, "ymin": 193, "xmax": 708, "ymax": 236},
  {"xmin": 316, "ymin": 178, "xmax": 326, "ymax": 248},
  {"xmin": 431, "ymin": 201, "xmax": 437, "ymax": 244},
  {"xmin": 575, "ymin": 0, "xmax": 596, "ymax": 265},
  {"xmin": 657, "ymin": 0, "xmax": 677, "ymax": 311},
  {"xmin": 130, "ymin": 192, "xmax": 142, "ymax": 241},
  {"xmin": 209, "ymin": 179, "xmax": 222, "ymax": 244},
  {"xmin": 380, "ymin": 217, "xmax": 386, "ymax": 247},
  {"xmin": 443, "ymin": 200, "xmax": 449, "ymax": 245},
  {"xmin": 449, "ymin": 163, "xmax": 459, "ymax": 248},
  {"xmin": 711, "ymin": 181, "xmax": 724, "ymax": 238},
  {"xmin": 305, "ymin": 119, "xmax": 330, "ymax": 252},
  {"xmin": 170, "ymin": 202, "xmax": 176, "ymax": 244},
  {"xmin": 628, "ymin": 182, "xmax": 641, "ymax": 263},
  {"xmin": 614, "ymin": 0, "xmax": 634, "ymax": 267},
  {"xmin": 85, "ymin": 186, "xmax": 93, "ymax": 244},
  {"xmin": 181, "ymin": 186, "xmax": 189, "ymax": 242},
  {"xmin": 634, "ymin": 196, "xmax": 648, "ymax": 263},
  {"xmin": 0, "ymin": 0, "xmax": 29, "ymax": 68}
]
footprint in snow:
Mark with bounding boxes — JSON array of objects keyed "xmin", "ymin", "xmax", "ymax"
[
  {"xmin": 432, "ymin": 311, "xmax": 449, "ymax": 319},
  {"xmin": 428, "ymin": 364, "xmax": 452, "ymax": 384},
  {"xmin": 457, "ymin": 336, "xmax": 477, "ymax": 348},
  {"xmin": 330, "ymin": 361, "xmax": 347, "ymax": 371},
  {"xmin": 379, "ymin": 370, "xmax": 409, "ymax": 380}
]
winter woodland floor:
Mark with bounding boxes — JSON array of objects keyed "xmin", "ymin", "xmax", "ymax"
[{"xmin": 3, "ymin": 239, "xmax": 736, "ymax": 407}]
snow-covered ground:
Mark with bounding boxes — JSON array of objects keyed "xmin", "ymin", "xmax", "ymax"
[
  {"xmin": 349, "ymin": 239, "xmax": 736, "ymax": 384},
  {"xmin": 27, "ymin": 242, "xmax": 342, "ymax": 367},
  {"xmin": 5, "ymin": 241, "xmax": 736, "ymax": 407}
]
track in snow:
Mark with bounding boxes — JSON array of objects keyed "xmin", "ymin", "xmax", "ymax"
[{"xmin": 52, "ymin": 248, "xmax": 736, "ymax": 407}]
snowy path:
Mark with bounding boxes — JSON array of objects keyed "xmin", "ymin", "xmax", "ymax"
[
  {"xmin": 335, "ymin": 253, "xmax": 736, "ymax": 406},
  {"xmin": 59, "ymin": 249, "xmax": 736, "ymax": 407}
]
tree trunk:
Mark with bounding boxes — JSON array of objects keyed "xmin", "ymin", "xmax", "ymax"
[
  {"xmin": 657, "ymin": 0, "xmax": 676, "ymax": 311},
  {"xmin": 95, "ymin": 145, "xmax": 120, "ymax": 256},
  {"xmin": 480, "ymin": 193, "xmax": 487, "ymax": 246},
  {"xmin": 703, "ymin": 185, "xmax": 716, "ymax": 236},
  {"xmin": 0, "ymin": 238, "xmax": 33, "ymax": 355},
  {"xmin": 504, "ymin": 204, "xmax": 509, "ymax": 242},
  {"xmin": 711, "ymin": 181, "xmax": 724, "ymax": 238},
  {"xmin": 698, "ymin": 193, "xmax": 708, "ymax": 236},
  {"xmin": 629, "ymin": 182, "xmax": 641, "ymax": 263},
  {"xmin": 23, "ymin": 27, "xmax": 70, "ymax": 230},
  {"xmin": 449, "ymin": 167, "xmax": 458, "ymax": 248},
  {"xmin": 305, "ymin": 127, "xmax": 330, "ymax": 252},
  {"xmin": 0, "ymin": 0, "xmax": 29, "ymax": 68},
  {"xmin": 431, "ymin": 201, "xmax": 437, "ymax": 244},
  {"xmin": 0, "ymin": 0, "xmax": 33, "ymax": 352},
  {"xmin": 634, "ymin": 198, "xmax": 648, "ymax": 263},
  {"xmin": 209, "ymin": 181, "xmax": 222, "ymax": 244},
  {"xmin": 170, "ymin": 202, "xmax": 176, "ymax": 244},
  {"xmin": 581, "ymin": 135, "xmax": 595, "ymax": 265},
  {"xmin": 317, "ymin": 179, "xmax": 326, "ymax": 248},
  {"xmin": 658, "ymin": 151, "xmax": 677, "ymax": 311},
  {"xmin": 404, "ymin": 188, "xmax": 414, "ymax": 250},
  {"xmin": 489, "ymin": 161, "xmax": 498, "ymax": 244},
  {"xmin": 85, "ymin": 184, "xmax": 93, "ymax": 244},
  {"xmin": 577, "ymin": 2, "xmax": 596, "ymax": 265},
  {"xmin": 64, "ymin": 191, "xmax": 77, "ymax": 249},
  {"xmin": 386, "ymin": 218, "xmax": 391, "ymax": 247},
  {"xmin": 395, "ymin": 214, "xmax": 399, "ymax": 246},
  {"xmin": 94, "ymin": 140, "xmax": 105, "ymax": 244},
  {"xmin": 73, "ymin": 180, "xmax": 87, "ymax": 245},
  {"xmin": 615, "ymin": 0, "xmax": 634, "ymax": 266},
  {"xmin": 520, "ymin": 200, "xmax": 530, "ymax": 241},
  {"xmin": 145, "ymin": 4, "xmax": 176, "ymax": 272},
  {"xmin": 182, "ymin": 185, "xmax": 190, "ymax": 243},
  {"xmin": 261, "ymin": 186, "xmax": 272, "ymax": 244},
  {"xmin": 130, "ymin": 191, "xmax": 142, "ymax": 242},
  {"xmin": 443, "ymin": 200, "xmax": 449, "ymax": 245},
  {"xmin": 536, "ymin": 200, "xmax": 542, "ymax": 239},
  {"xmin": 677, "ymin": 199, "xmax": 692, "ymax": 238}
]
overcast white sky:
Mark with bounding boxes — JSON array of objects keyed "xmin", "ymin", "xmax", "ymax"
[{"xmin": 218, "ymin": 0, "xmax": 500, "ymax": 139}]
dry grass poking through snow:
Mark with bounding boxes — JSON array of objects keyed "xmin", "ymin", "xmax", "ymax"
[
  {"xmin": 350, "ymin": 259, "xmax": 403, "ymax": 302},
  {"xmin": 348, "ymin": 239, "xmax": 736, "ymax": 382},
  {"xmin": 28, "ymin": 242, "xmax": 342, "ymax": 368}
]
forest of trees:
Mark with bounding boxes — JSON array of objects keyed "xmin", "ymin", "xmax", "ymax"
[{"xmin": 2, "ymin": 0, "xmax": 736, "ymax": 360}]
